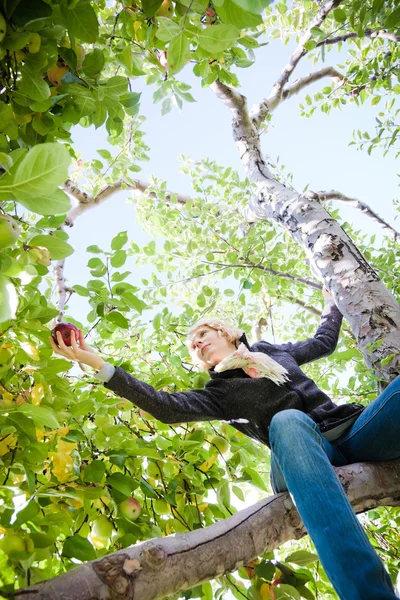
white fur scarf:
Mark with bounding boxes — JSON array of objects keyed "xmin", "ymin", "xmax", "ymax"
[{"xmin": 214, "ymin": 343, "xmax": 289, "ymax": 385}]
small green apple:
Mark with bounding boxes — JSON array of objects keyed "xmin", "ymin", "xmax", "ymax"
[
  {"xmin": 0, "ymin": 214, "xmax": 21, "ymax": 249},
  {"xmin": 92, "ymin": 515, "xmax": 113, "ymax": 539},
  {"xmin": 154, "ymin": 499, "xmax": 169, "ymax": 514},
  {"xmin": 210, "ymin": 435, "xmax": 229, "ymax": 454},
  {"xmin": 119, "ymin": 497, "xmax": 141, "ymax": 521},
  {"xmin": 155, "ymin": 0, "xmax": 173, "ymax": 17}
]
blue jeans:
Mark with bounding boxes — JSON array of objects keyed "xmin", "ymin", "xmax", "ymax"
[{"xmin": 269, "ymin": 376, "xmax": 400, "ymax": 600}]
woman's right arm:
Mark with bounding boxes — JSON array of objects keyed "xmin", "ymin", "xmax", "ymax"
[
  {"xmin": 49, "ymin": 329, "xmax": 224, "ymax": 424},
  {"xmin": 103, "ymin": 366, "xmax": 224, "ymax": 424}
]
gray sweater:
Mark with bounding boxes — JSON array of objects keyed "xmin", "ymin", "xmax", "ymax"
[{"xmin": 102, "ymin": 305, "xmax": 364, "ymax": 447}]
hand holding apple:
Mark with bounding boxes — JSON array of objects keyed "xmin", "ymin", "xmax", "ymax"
[{"xmin": 49, "ymin": 324, "xmax": 106, "ymax": 371}]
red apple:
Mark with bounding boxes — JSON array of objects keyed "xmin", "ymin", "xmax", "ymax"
[
  {"xmin": 119, "ymin": 497, "xmax": 141, "ymax": 521},
  {"xmin": 51, "ymin": 322, "xmax": 79, "ymax": 347}
]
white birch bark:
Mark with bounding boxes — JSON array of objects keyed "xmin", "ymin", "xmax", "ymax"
[
  {"xmin": 210, "ymin": 0, "xmax": 400, "ymax": 381},
  {"xmin": 14, "ymin": 460, "xmax": 400, "ymax": 600}
]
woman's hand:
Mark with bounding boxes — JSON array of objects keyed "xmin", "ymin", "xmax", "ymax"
[
  {"xmin": 49, "ymin": 329, "xmax": 106, "ymax": 371},
  {"xmin": 322, "ymin": 287, "xmax": 334, "ymax": 304}
]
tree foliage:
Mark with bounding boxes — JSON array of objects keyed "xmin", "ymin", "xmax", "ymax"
[{"xmin": 0, "ymin": 0, "xmax": 399, "ymax": 598}]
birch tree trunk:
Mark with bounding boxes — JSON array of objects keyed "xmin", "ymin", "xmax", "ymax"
[
  {"xmin": 211, "ymin": 83, "xmax": 400, "ymax": 382},
  {"xmin": 15, "ymin": 461, "xmax": 400, "ymax": 600}
]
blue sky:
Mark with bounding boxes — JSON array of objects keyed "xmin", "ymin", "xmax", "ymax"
[{"xmin": 65, "ymin": 36, "xmax": 398, "ymax": 324}]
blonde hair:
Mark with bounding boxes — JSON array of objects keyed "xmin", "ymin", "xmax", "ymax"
[{"xmin": 186, "ymin": 317, "xmax": 244, "ymax": 372}]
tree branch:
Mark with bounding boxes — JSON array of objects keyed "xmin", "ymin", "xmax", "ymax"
[
  {"xmin": 316, "ymin": 29, "xmax": 400, "ymax": 47},
  {"xmin": 306, "ymin": 189, "xmax": 400, "ymax": 242},
  {"xmin": 201, "ymin": 260, "xmax": 322, "ymax": 290},
  {"xmin": 252, "ymin": 0, "xmax": 345, "ymax": 126},
  {"xmin": 53, "ymin": 179, "xmax": 190, "ymax": 316},
  {"xmin": 13, "ymin": 461, "xmax": 400, "ymax": 600},
  {"xmin": 63, "ymin": 179, "xmax": 190, "ymax": 227},
  {"xmin": 281, "ymin": 67, "xmax": 345, "ymax": 102}
]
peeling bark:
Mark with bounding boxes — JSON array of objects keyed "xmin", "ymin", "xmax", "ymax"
[
  {"xmin": 13, "ymin": 461, "xmax": 400, "ymax": 600},
  {"xmin": 211, "ymin": 71, "xmax": 400, "ymax": 380}
]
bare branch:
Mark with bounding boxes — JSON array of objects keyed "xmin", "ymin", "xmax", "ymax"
[
  {"xmin": 201, "ymin": 260, "xmax": 322, "ymax": 290},
  {"xmin": 281, "ymin": 67, "xmax": 345, "ymax": 102},
  {"xmin": 252, "ymin": 317, "xmax": 267, "ymax": 342},
  {"xmin": 210, "ymin": 80, "xmax": 248, "ymax": 120},
  {"xmin": 307, "ymin": 189, "xmax": 400, "ymax": 241},
  {"xmin": 316, "ymin": 29, "xmax": 400, "ymax": 47},
  {"xmin": 284, "ymin": 295, "xmax": 322, "ymax": 317},
  {"xmin": 252, "ymin": 0, "xmax": 345, "ymax": 126},
  {"xmin": 13, "ymin": 461, "xmax": 400, "ymax": 600},
  {"xmin": 63, "ymin": 179, "xmax": 190, "ymax": 227}
]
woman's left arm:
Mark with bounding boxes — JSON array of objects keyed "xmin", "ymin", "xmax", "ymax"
[{"xmin": 274, "ymin": 290, "xmax": 343, "ymax": 365}]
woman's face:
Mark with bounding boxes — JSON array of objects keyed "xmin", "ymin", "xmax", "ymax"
[{"xmin": 190, "ymin": 326, "xmax": 236, "ymax": 368}]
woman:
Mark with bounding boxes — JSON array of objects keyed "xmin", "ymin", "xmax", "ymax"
[{"xmin": 49, "ymin": 290, "xmax": 400, "ymax": 600}]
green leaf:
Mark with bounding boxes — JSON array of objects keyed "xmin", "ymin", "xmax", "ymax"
[
  {"xmin": 111, "ymin": 231, "xmax": 128, "ymax": 250},
  {"xmin": 122, "ymin": 292, "xmax": 147, "ymax": 314},
  {"xmin": 13, "ymin": 501, "xmax": 40, "ymax": 527},
  {"xmin": 385, "ymin": 6, "xmax": 400, "ymax": 28},
  {"xmin": 231, "ymin": 0, "xmax": 272, "ymax": 15},
  {"xmin": 82, "ymin": 48, "xmax": 105, "ymax": 77},
  {"xmin": 381, "ymin": 353, "xmax": 395, "ymax": 367},
  {"xmin": 198, "ymin": 24, "xmax": 239, "ymax": 54},
  {"xmin": 107, "ymin": 472, "xmax": 136, "ymax": 496},
  {"xmin": 244, "ymin": 467, "xmax": 268, "ymax": 491},
  {"xmin": 285, "ymin": 550, "xmax": 319, "ymax": 567},
  {"xmin": 120, "ymin": 92, "xmax": 141, "ymax": 116},
  {"xmin": 12, "ymin": 0, "xmax": 52, "ymax": 27},
  {"xmin": 217, "ymin": 2, "xmax": 262, "ymax": 27},
  {"xmin": 19, "ymin": 68, "xmax": 51, "ymax": 101},
  {"xmin": 18, "ymin": 188, "xmax": 71, "ymax": 216},
  {"xmin": 273, "ymin": 584, "xmax": 301, "ymax": 600},
  {"xmin": 296, "ymin": 585, "xmax": 315, "ymax": 600},
  {"xmin": 178, "ymin": 0, "xmax": 208, "ymax": 11},
  {"xmin": 106, "ymin": 311, "xmax": 130, "ymax": 329},
  {"xmin": 104, "ymin": 76, "xmax": 129, "ymax": 98},
  {"xmin": 87, "ymin": 245, "xmax": 103, "ymax": 253},
  {"xmin": 232, "ymin": 485, "xmax": 245, "ymax": 501},
  {"xmin": 28, "ymin": 235, "xmax": 74, "ymax": 260},
  {"xmin": 0, "ymin": 274, "xmax": 18, "ymax": 321},
  {"xmin": 167, "ymin": 34, "xmax": 191, "ymax": 75},
  {"xmin": 333, "ymin": 8, "xmax": 347, "ymax": 23},
  {"xmin": 0, "ymin": 143, "xmax": 70, "ymax": 201},
  {"xmin": 140, "ymin": 479, "xmax": 158, "ymax": 499},
  {"xmin": 17, "ymin": 405, "xmax": 60, "ymax": 429},
  {"xmin": 110, "ymin": 250, "xmax": 127, "ymax": 268},
  {"xmin": 156, "ymin": 17, "xmax": 180, "ymax": 41},
  {"xmin": 83, "ymin": 460, "xmax": 106, "ymax": 484},
  {"xmin": 142, "ymin": 0, "xmax": 163, "ymax": 17},
  {"xmin": 217, "ymin": 480, "xmax": 230, "ymax": 507},
  {"xmin": 254, "ymin": 560, "xmax": 275, "ymax": 581},
  {"xmin": 6, "ymin": 413, "xmax": 36, "ymax": 439},
  {"xmin": 62, "ymin": 1, "xmax": 99, "ymax": 43},
  {"xmin": 62, "ymin": 535, "xmax": 96, "ymax": 561}
]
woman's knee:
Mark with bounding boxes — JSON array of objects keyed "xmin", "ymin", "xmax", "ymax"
[{"xmin": 269, "ymin": 410, "xmax": 316, "ymax": 445}]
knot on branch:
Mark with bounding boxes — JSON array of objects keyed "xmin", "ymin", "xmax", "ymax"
[
  {"xmin": 93, "ymin": 553, "xmax": 137, "ymax": 599},
  {"xmin": 140, "ymin": 544, "xmax": 167, "ymax": 571},
  {"xmin": 313, "ymin": 233, "xmax": 344, "ymax": 268}
]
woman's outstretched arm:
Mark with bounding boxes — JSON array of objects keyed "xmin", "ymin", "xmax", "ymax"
[
  {"xmin": 49, "ymin": 329, "xmax": 224, "ymax": 424},
  {"xmin": 260, "ymin": 289, "xmax": 343, "ymax": 365}
]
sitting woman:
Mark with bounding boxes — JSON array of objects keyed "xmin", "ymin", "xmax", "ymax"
[{"xmin": 49, "ymin": 290, "xmax": 400, "ymax": 600}]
